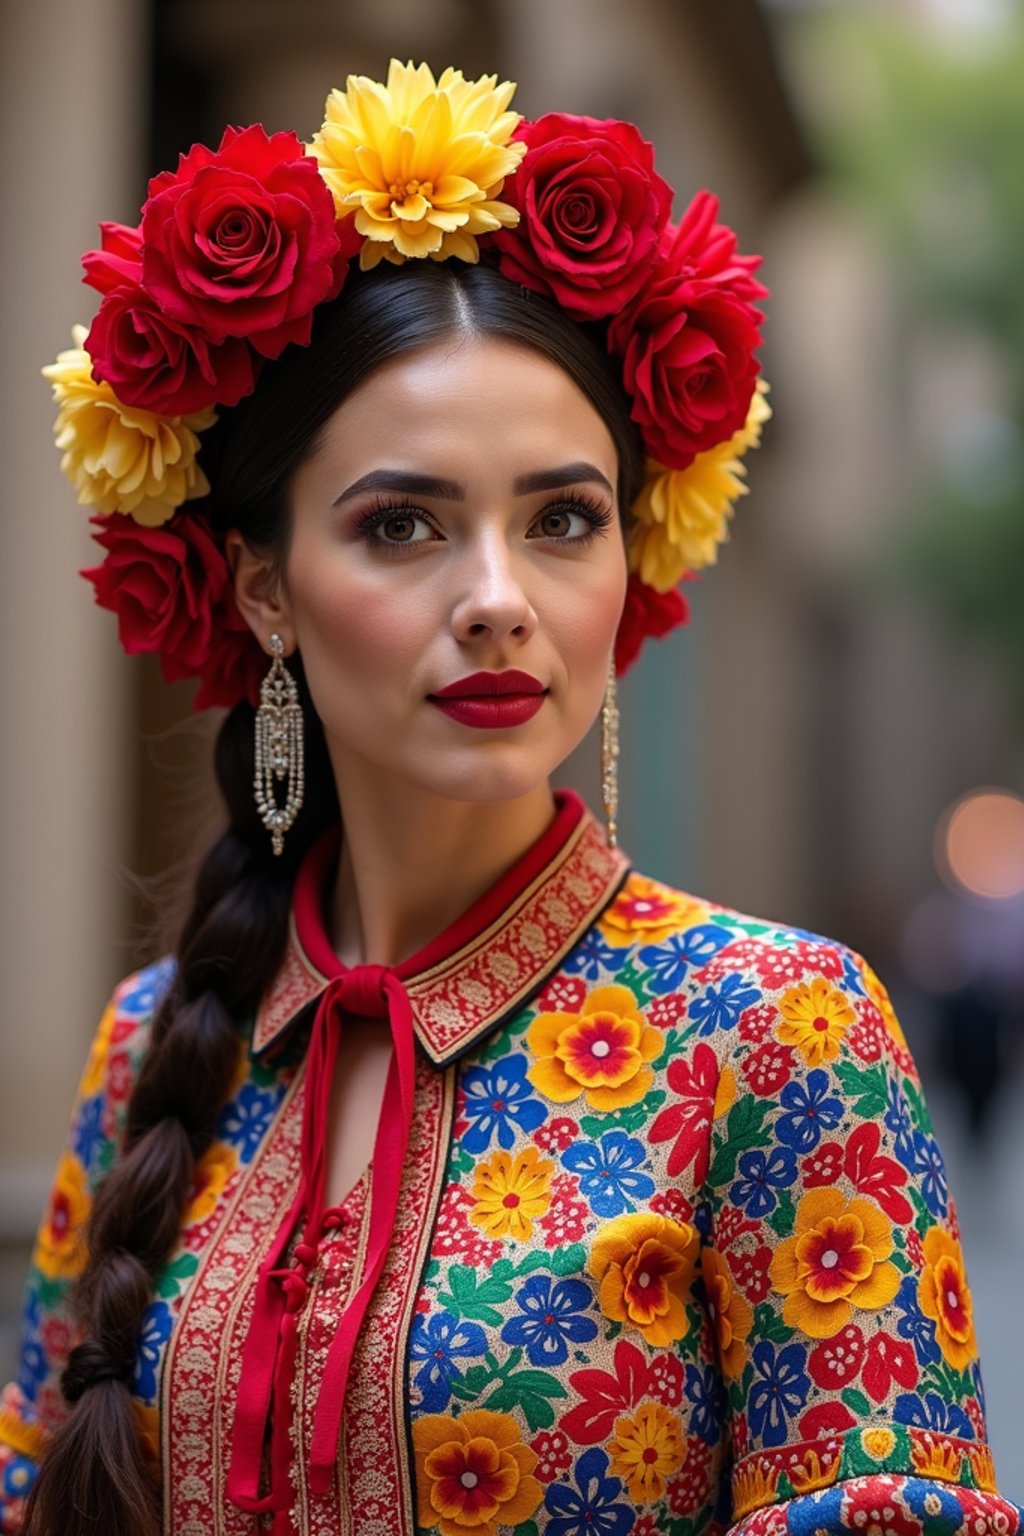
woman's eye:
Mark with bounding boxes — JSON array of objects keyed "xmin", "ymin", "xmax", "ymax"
[
  {"xmin": 361, "ymin": 508, "xmax": 437, "ymax": 546},
  {"xmin": 530, "ymin": 506, "xmax": 598, "ymax": 540}
]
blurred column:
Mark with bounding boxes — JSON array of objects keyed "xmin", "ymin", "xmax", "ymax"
[{"xmin": 0, "ymin": 0, "xmax": 144, "ymax": 1302}]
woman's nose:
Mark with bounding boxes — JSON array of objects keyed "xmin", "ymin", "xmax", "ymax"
[{"xmin": 449, "ymin": 536, "xmax": 538, "ymax": 645}]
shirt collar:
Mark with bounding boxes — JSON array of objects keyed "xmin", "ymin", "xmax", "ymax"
[{"xmin": 249, "ymin": 790, "xmax": 630, "ymax": 1068}]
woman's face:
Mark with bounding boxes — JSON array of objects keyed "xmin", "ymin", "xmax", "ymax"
[{"xmin": 237, "ymin": 334, "xmax": 628, "ymax": 807}]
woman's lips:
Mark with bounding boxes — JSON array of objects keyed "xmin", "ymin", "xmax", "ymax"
[{"xmin": 428, "ymin": 670, "xmax": 548, "ymax": 729}]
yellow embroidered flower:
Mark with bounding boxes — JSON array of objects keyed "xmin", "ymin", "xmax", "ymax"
[
  {"xmin": 918, "ymin": 1226, "xmax": 977, "ymax": 1371},
  {"xmin": 861, "ymin": 1427, "xmax": 898, "ymax": 1460},
  {"xmin": 598, "ymin": 874, "xmax": 708, "ymax": 947},
  {"xmin": 775, "ymin": 975, "xmax": 856, "ymax": 1067},
  {"xmin": 589, "ymin": 1212, "xmax": 699, "ymax": 1346},
  {"xmin": 43, "ymin": 329, "xmax": 214, "ymax": 526},
  {"xmin": 607, "ymin": 1401, "xmax": 686, "ymax": 1503},
  {"xmin": 789, "ymin": 1447, "xmax": 841, "ymax": 1496},
  {"xmin": 34, "ymin": 1151, "xmax": 91, "ymax": 1280},
  {"xmin": 911, "ymin": 1438, "xmax": 962, "ymax": 1483},
  {"xmin": 860, "ymin": 959, "xmax": 910, "ymax": 1050},
  {"xmin": 79, "ymin": 999, "xmax": 117, "ymax": 1098},
  {"xmin": 701, "ymin": 1248, "xmax": 753, "ymax": 1378},
  {"xmin": 966, "ymin": 1443, "xmax": 997, "ymax": 1493},
  {"xmin": 184, "ymin": 1140, "xmax": 238, "ymax": 1226},
  {"xmin": 469, "ymin": 1144, "xmax": 553, "ymax": 1241},
  {"xmin": 628, "ymin": 378, "xmax": 771, "ymax": 590},
  {"xmin": 413, "ymin": 1409, "xmax": 542, "ymax": 1536},
  {"xmin": 732, "ymin": 1458, "xmax": 780, "ymax": 1519},
  {"xmin": 309, "ymin": 60, "xmax": 525, "ymax": 268},
  {"xmin": 526, "ymin": 985, "xmax": 661, "ymax": 1111},
  {"xmin": 769, "ymin": 1187, "xmax": 900, "ymax": 1338}
]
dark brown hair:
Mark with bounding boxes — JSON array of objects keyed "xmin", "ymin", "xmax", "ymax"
[{"xmin": 23, "ymin": 260, "xmax": 643, "ymax": 1535}]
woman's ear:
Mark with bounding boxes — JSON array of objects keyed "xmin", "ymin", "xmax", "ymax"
[{"xmin": 225, "ymin": 531, "xmax": 296, "ymax": 654}]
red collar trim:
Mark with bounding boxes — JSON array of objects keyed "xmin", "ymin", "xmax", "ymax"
[{"xmin": 250, "ymin": 790, "xmax": 630, "ymax": 1067}]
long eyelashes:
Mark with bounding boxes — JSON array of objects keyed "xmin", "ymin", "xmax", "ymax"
[{"xmin": 352, "ymin": 490, "xmax": 615, "ymax": 555}]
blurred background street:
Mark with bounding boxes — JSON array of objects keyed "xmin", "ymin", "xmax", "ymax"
[{"xmin": 1, "ymin": 0, "xmax": 1021, "ymax": 1496}]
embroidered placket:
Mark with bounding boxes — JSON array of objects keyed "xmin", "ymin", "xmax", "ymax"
[{"xmin": 226, "ymin": 963, "xmax": 416, "ymax": 1524}]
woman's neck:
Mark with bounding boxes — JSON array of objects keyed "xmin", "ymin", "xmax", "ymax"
[{"xmin": 327, "ymin": 771, "xmax": 557, "ymax": 969}]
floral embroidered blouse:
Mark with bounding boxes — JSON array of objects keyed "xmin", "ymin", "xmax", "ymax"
[{"xmin": 0, "ymin": 791, "xmax": 1020, "ymax": 1536}]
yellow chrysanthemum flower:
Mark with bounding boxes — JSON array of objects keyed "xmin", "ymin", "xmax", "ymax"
[
  {"xmin": 309, "ymin": 59, "xmax": 526, "ymax": 268},
  {"xmin": 628, "ymin": 378, "xmax": 772, "ymax": 591},
  {"xmin": 42, "ymin": 328, "xmax": 215, "ymax": 526}
]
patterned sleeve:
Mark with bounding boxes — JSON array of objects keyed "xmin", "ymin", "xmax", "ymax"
[
  {"xmin": 0, "ymin": 962, "xmax": 171, "ymax": 1533},
  {"xmin": 698, "ymin": 939, "xmax": 1023, "ymax": 1536}
]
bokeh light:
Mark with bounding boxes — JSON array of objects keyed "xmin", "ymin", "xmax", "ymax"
[{"xmin": 935, "ymin": 787, "xmax": 1024, "ymax": 900}]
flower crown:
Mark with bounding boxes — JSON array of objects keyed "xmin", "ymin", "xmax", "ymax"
[{"xmin": 44, "ymin": 60, "xmax": 770, "ymax": 710}]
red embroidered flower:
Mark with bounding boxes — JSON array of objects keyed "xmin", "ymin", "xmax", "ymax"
[
  {"xmin": 563, "ymin": 1339, "xmax": 651, "ymax": 1444},
  {"xmin": 808, "ymin": 1323, "xmax": 866, "ymax": 1389},
  {"xmin": 797, "ymin": 1402, "xmax": 857, "ymax": 1440},
  {"xmin": 650, "ymin": 1187, "xmax": 695, "ymax": 1226},
  {"xmin": 529, "ymin": 1428, "xmax": 572, "ymax": 1483},
  {"xmin": 790, "ymin": 940, "xmax": 846, "ymax": 979},
  {"xmin": 729, "ymin": 1242, "xmax": 773, "ymax": 1304},
  {"xmin": 802, "ymin": 1143, "xmax": 845, "ymax": 1188},
  {"xmin": 666, "ymin": 1436, "xmax": 712, "ymax": 1516},
  {"xmin": 646, "ymin": 994, "xmax": 689, "ymax": 1030},
  {"xmin": 848, "ymin": 1003, "xmax": 889, "ymax": 1064},
  {"xmin": 532, "ymin": 1116, "xmax": 578, "ymax": 1153},
  {"xmin": 494, "ymin": 113, "xmax": 671, "ymax": 319},
  {"xmin": 608, "ymin": 192, "xmax": 766, "ymax": 469},
  {"xmin": 741, "ymin": 1040, "xmax": 793, "ymax": 1097},
  {"xmin": 649, "ymin": 1041, "xmax": 718, "ymax": 1181},
  {"xmin": 843, "ymin": 1123, "xmax": 913, "ymax": 1224},
  {"xmin": 647, "ymin": 1351, "xmax": 686, "ymax": 1408},
  {"xmin": 141, "ymin": 126, "xmax": 344, "ymax": 358},
  {"xmin": 86, "ymin": 280, "xmax": 258, "ymax": 416},
  {"xmin": 739, "ymin": 1002, "xmax": 778, "ymax": 1044},
  {"xmin": 614, "ymin": 574, "xmax": 691, "ymax": 676},
  {"xmin": 535, "ymin": 975, "xmax": 588, "ymax": 1014},
  {"xmin": 753, "ymin": 948, "xmax": 804, "ymax": 989},
  {"xmin": 841, "ymin": 1481, "xmax": 923, "ymax": 1536},
  {"xmin": 862, "ymin": 1334, "xmax": 918, "ymax": 1402},
  {"xmin": 538, "ymin": 1173, "xmax": 588, "ymax": 1249}
]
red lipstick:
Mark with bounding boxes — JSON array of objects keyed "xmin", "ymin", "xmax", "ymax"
[{"xmin": 429, "ymin": 670, "xmax": 547, "ymax": 729}]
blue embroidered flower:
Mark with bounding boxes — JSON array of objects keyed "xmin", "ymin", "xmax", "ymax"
[
  {"xmin": 893, "ymin": 1274, "xmax": 940, "ymax": 1366},
  {"xmin": 501, "ymin": 1275, "xmax": 597, "ymax": 1366},
  {"xmin": 903, "ymin": 1476, "xmax": 968, "ymax": 1534},
  {"xmin": 16, "ymin": 1291, "xmax": 46, "ymax": 1402},
  {"xmin": 894, "ymin": 1390, "xmax": 972, "ymax": 1440},
  {"xmin": 218, "ymin": 1082, "xmax": 280, "ymax": 1160},
  {"xmin": 120, "ymin": 957, "xmax": 175, "ymax": 1016},
  {"xmin": 684, "ymin": 1361, "xmax": 724, "ymax": 1446},
  {"xmin": 886, "ymin": 1077, "xmax": 917, "ymax": 1167},
  {"xmin": 409, "ymin": 1309, "xmax": 487, "ymax": 1413},
  {"xmin": 729, "ymin": 1147, "xmax": 798, "ymax": 1218},
  {"xmin": 790, "ymin": 1485, "xmax": 845, "ymax": 1536},
  {"xmin": 544, "ymin": 1446, "xmax": 636, "ymax": 1536},
  {"xmin": 638, "ymin": 924, "xmax": 730, "ymax": 994},
  {"xmin": 910, "ymin": 1130, "xmax": 949, "ymax": 1217},
  {"xmin": 459, "ymin": 1055, "xmax": 545, "ymax": 1154},
  {"xmin": 560, "ymin": 1131, "xmax": 655, "ymax": 1218},
  {"xmin": 71, "ymin": 1093, "xmax": 106, "ymax": 1173},
  {"xmin": 690, "ymin": 970, "xmax": 762, "ymax": 1034},
  {"xmin": 775, "ymin": 1069, "xmax": 843, "ymax": 1154},
  {"xmin": 2, "ymin": 1454, "xmax": 36, "ymax": 1501},
  {"xmin": 748, "ymin": 1340, "xmax": 810, "ymax": 1447},
  {"xmin": 133, "ymin": 1298, "xmax": 174, "ymax": 1401},
  {"xmin": 564, "ymin": 930, "xmax": 621, "ymax": 981}
]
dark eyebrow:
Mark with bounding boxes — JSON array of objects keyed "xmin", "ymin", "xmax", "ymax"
[
  {"xmin": 513, "ymin": 461, "xmax": 614, "ymax": 497},
  {"xmin": 333, "ymin": 468, "xmax": 465, "ymax": 506}
]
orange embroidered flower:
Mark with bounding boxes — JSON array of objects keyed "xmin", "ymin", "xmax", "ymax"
[
  {"xmin": 526, "ymin": 985, "xmax": 661, "ymax": 1110},
  {"xmin": 607, "ymin": 1401, "xmax": 686, "ymax": 1502},
  {"xmin": 769, "ymin": 1187, "xmax": 899, "ymax": 1338},
  {"xmin": 413, "ymin": 1409, "xmax": 543, "ymax": 1536},
  {"xmin": 860, "ymin": 960, "xmax": 909, "ymax": 1050},
  {"xmin": 469, "ymin": 1144, "xmax": 554, "ymax": 1241},
  {"xmin": 918, "ymin": 1226, "xmax": 977, "ymax": 1371},
  {"xmin": 911, "ymin": 1437, "xmax": 962, "ymax": 1483},
  {"xmin": 701, "ymin": 1248, "xmax": 753, "ymax": 1378},
  {"xmin": 775, "ymin": 977, "xmax": 856, "ymax": 1067},
  {"xmin": 79, "ymin": 1000, "xmax": 117, "ymax": 1097},
  {"xmin": 789, "ymin": 1447, "xmax": 841, "ymax": 1496},
  {"xmin": 184, "ymin": 1140, "xmax": 238, "ymax": 1226},
  {"xmin": 589, "ymin": 1212, "xmax": 699, "ymax": 1346},
  {"xmin": 598, "ymin": 875, "xmax": 708, "ymax": 947},
  {"xmin": 732, "ymin": 1458, "xmax": 780, "ymax": 1518},
  {"xmin": 966, "ymin": 1443, "xmax": 997, "ymax": 1493},
  {"xmin": 34, "ymin": 1151, "xmax": 91, "ymax": 1280}
]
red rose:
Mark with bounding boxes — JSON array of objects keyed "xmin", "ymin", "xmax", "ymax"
[
  {"xmin": 86, "ymin": 280, "xmax": 257, "ymax": 416},
  {"xmin": 607, "ymin": 191, "xmax": 767, "ymax": 468},
  {"xmin": 493, "ymin": 113, "xmax": 671, "ymax": 319},
  {"xmin": 614, "ymin": 572, "xmax": 691, "ymax": 675},
  {"xmin": 83, "ymin": 511, "xmax": 257, "ymax": 709},
  {"xmin": 192, "ymin": 593, "xmax": 265, "ymax": 712},
  {"xmin": 81, "ymin": 221, "xmax": 143, "ymax": 295},
  {"xmin": 140, "ymin": 125, "xmax": 343, "ymax": 359}
]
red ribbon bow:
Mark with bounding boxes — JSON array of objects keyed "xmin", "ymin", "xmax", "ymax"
[{"xmin": 226, "ymin": 963, "xmax": 417, "ymax": 1523}]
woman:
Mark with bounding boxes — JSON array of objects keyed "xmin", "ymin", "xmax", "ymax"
[{"xmin": 2, "ymin": 60, "xmax": 1018, "ymax": 1536}]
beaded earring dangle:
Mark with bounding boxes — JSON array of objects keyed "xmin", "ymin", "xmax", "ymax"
[
  {"xmin": 254, "ymin": 634, "xmax": 305, "ymax": 856},
  {"xmin": 601, "ymin": 659, "xmax": 620, "ymax": 849}
]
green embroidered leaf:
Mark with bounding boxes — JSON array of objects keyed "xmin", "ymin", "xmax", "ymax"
[
  {"xmin": 438, "ymin": 1264, "xmax": 515, "ymax": 1325},
  {"xmin": 612, "ymin": 959, "xmax": 654, "ymax": 999},
  {"xmin": 477, "ymin": 1014, "xmax": 532, "ymax": 1064},
  {"xmin": 706, "ymin": 1097, "xmax": 774, "ymax": 1187},
  {"xmin": 904, "ymin": 1079, "xmax": 934, "ymax": 1134},
  {"xmin": 35, "ymin": 1274, "xmax": 69, "ymax": 1311},
  {"xmin": 841, "ymin": 1387, "xmax": 872, "ymax": 1416},
  {"xmin": 155, "ymin": 1250, "xmax": 199, "ymax": 1299},
  {"xmin": 766, "ymin": 1186, "xmax": 797, "ymax": 1239},
  {"xmin": 653, "ymin": 1030, "xmax": 683, "ymax": 1073},
  {"xmin": 752, "ymin": 1303, "xmax": 791, "ymax": 1345},
  {"xmin": 514, "ymin": 1523, "xmax": 540, "ymax": 1536},
  {"xmin": 512, "ymin": 1251, "xmax": 552, "ymax": 1278},
  {"xmin": 550, "ymin": 1242, "xmax": 587, "ymax": 1277},
  {"xmin": 891, "ymin": 1248, "xmax": 913, "ymax": 1274},
  {"xmin": 457, "ymin": 1363, "xmax": 495, "ymax": 1396},
  {"xmin": 447, "ymin": 1145, "xmax": 476, "ymax": 1179},
  {"xmin": 729, "ymin": 919, "xmax": 775, "ymax": 938},
  {"xmin": 921, "ymin": 1359, "xmax": 973, "ymax": 1402},
  {"xmin": 835, "ymin": 1060, "xmax": 888, "ymax": 1119},
  {"xmin": 483, "ymin": 1368, "xmax": 568, "ymax": 1431},
  {"xmin": 909, "ymin": 1186, "xmax": 933, "ymax": 1229}
]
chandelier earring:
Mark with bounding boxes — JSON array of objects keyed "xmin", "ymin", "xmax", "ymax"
[
  {"xmin": 254, "ymin": 634, "xmax": 305, "ymax": 856},
  {"xmin": 601, "ymin": 659, "xmax": 620, "ymax": 849}
]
